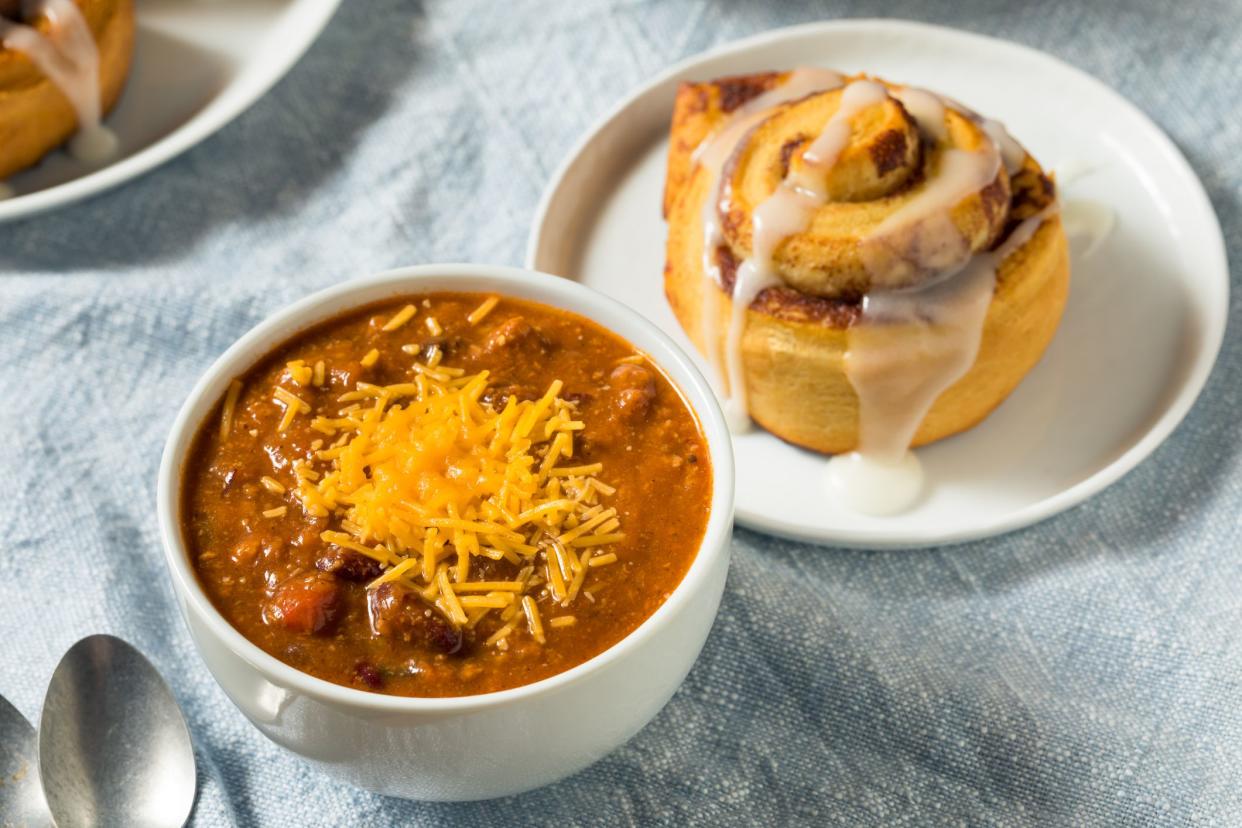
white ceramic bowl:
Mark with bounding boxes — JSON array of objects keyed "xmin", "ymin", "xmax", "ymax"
[{"xmin": 156, "ymin": 264, "xmax": 735, "ymax": 801}]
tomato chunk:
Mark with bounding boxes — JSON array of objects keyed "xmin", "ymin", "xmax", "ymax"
[{"xmin": 266, "ymin": 573, "xmax": 341, "ymax": 635}]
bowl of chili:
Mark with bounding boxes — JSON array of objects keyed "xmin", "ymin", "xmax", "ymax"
[{"xmin": 157, "ymin": 263, "xmax": 735, "ymax": 800}]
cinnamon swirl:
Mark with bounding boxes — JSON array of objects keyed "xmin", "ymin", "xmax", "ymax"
[{"xmin": 663, "ymin": 70, "xmax": 1069, "ymax": 512}]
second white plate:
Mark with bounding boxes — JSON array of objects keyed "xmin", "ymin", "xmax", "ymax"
[
  {"xmin": 0, "ymin": 0, "xmax": 341, "ymax": 222},
  {"xmin": 526, "ymin": 20, "xmax": 1228, "ymax": 548}
]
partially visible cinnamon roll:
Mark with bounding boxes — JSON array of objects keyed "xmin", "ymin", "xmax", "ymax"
[
  {"xmin": 0, "ymin": 0, "xmax": 134, "ymax": 179},
  {"xmin": 663, "ymin": 69, "xmax": 1069, "ymax": 464}
]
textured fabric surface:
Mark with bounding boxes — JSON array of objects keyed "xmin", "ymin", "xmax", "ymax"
[{"xmin": 2, "ymin": 0, "xmax": 1240, "ymax": 825}]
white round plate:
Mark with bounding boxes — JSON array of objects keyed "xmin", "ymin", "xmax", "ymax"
[
  {"xmin": 0, "ymin": 0, "xmax": 341, "ymax": 222},
  {"xmin": 526, "ymin": 20, "xmax": 1229, "ymax": 548}
]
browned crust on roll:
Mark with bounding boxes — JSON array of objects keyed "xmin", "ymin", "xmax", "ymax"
[
  {"xmin": 869, "ymin": 128, "xmax": 912, "ymax": 177},
  {"xmin": 1001, "ymin": 163, "xmax": 1058, "ymax": 241},
  {"xmin": 716, "ymin": 245, "xmax": 861, "ymax": 327},
  {"xmin": 662, "ymin": 72, "xmax": 786, "ymax": 219},
  {"xmin": 716, "ymin": 73, "xmax": 784, "ymax": 113}
]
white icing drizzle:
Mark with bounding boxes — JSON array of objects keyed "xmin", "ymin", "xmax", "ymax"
[
  {"xmin": 693, "ymin": 67, "xmax": 845, "ymax": 424},
  {"xmin": 1049, "ymin": 160, "xmax": 1114, "ymax": 257},
  {"xmin": 848, "ymin": 254, "xmax": 997, "ymax": 464},
  {"xmin": 793, "ymin": 80, "xmax": 890, "ymax": 196},
  {"xmin": 695, "ymin": 68, "xmax": 846, "ymax": 287},
  {"xmin": 0, "ymin": 0, "xmax": 117, "ymax": 164},
  {"xmin": 1053, "ymin": 158, "xmax": 1097, "ymax": 186},
  {"xmin": 891, "ymin": 87, "xmax": 947, "ymax": 143},
  {"xmin": 826, "ymin": 93, "xmax": 1040, "ymax": 515},
  {"xmin": 721, "ymin": 183, "xmax": 818, "ymax": 430},
  {"xmin": 858, "ymin": 204, "xmax": 1058, "ymax": 461},
  {"xmin": 894, "ymin": 87, "xmax": 1024, "ymax": 175},
  {"xmin": 1061, "ymin": 199, "xmax": 1114, "ymax": 257},
  {"xmin": 903, "ymin": 87, "xmax": 1025, "ymax": 176},
  {"xmin": 996, "ymin": 203, "xmax": 1061, "ymax": 261},
  {"xmin": 981, "ymin": 119, "xmax": 1026, "ymax": 175},
  {"xmin": 828, "ymin": 203, "xmax": 1058, "ymax": 514},
  {"xmin": 720, "ymin": 80, "xmax": 888, "ymax": 428},
  {"xmin": 824, "ymin": 449, "xmax": 925, "ymax": 516}
]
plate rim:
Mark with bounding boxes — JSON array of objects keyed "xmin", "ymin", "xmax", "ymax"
[
  {"xmin": 524, "ymin": 18, "xmax": 1231, "ymax": 548},
  {"xmin": 0, "ymin": 0, "xmax": 343, "ymax": 223}
]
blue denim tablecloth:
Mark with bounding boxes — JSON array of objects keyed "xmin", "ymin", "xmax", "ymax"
[{"xmin": 2, "ymin": 0, "xmax": 1239, "ymax": 824}]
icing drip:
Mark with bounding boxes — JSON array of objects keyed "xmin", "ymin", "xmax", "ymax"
[
  {"xmin": 0, "ymin": 0, "xmax": 117, "ymax": 164},
  {"xmin": 1051, "ymin": 160, "xmax": 1115, "ymax": 257},
  {"xmin": 821, "ymin": 93, "xmax": 1018, "ymax": 515},
  {"xmin": 1053, "ymin": 158, "xmax": 1097, "ymax": 186},
  {"xmin": 824, "ymin": 450, "xmax": 924, "ymax": 516},
  {"xmin": 980, "ymin": 119, "xmax": 1025, "ymax": 175},
  {"xmin": 848, "ymin": 251, "xmax": 998, "ymax": 463},
  {"xmin": 720, "ymin": 80, "xmax": 889, "ymax": 427},
  {"xmin": 1061, "ymin": 200, "xmax": 1114, "ymax": 257},
  {"xmin": 828, "ymin": 204, "xmax": 1058, "ymax": 514},
  {"xmin": 68, "ymin": 120, "xmax": 117, "ymax": 162},
  {"xmin": 721, "ymin": 183, "xmax": 819, "ymax": 430},
  {"xmin": 893, "ymin": 86, "xmax": 1024, "ymax": 175},
  {"xmin": 926, "ymin": 91, "xmax": 1025, "ymax": 175},
  {"xmin": 694, "ymin": 67, "xmax": 845, "ymax": 420}
]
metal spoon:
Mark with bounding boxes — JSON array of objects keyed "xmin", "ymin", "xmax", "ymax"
[
  {"xmin": 39, "ymin": 635, "xmax": 196, "ymax": 828},
  {"xmin": 0, "ymin": 693, "xmax": 51, "ymax": 827}
]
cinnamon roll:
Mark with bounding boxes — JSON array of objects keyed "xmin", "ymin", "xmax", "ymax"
[
  {"xmin": 663, "ymin": 70, "xmax": 1068, "ymax": 506},
  {"xmin": 0, "ymin": 0, "xmax": 134, "ymax": 180}
]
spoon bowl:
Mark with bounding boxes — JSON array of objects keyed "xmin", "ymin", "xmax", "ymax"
[
  {"xmin": 39, "ymin": 635, "xmax": 196, "ymax": 828},
  {"xmin": 0, "ymin": 693, "xmax": 50, "ymax": 827}
]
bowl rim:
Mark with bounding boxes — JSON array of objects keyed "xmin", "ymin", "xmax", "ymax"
[{"xmin": 157, "ymin": 263, "xmax": 736, "ymax": 713}]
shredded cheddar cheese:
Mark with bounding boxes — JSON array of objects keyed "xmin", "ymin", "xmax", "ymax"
[
  {"xmin": 220, "ymin": 380, "xmax": 243, "ymax": 440},
  {"xmin": 467, "ymin": 296, "xmax": 500, "ymax": 325},
  {"xmin": 522, "ymin": 595, "xmax": 546, "ymax": 644},
  {"xmin": 259, "ymin": 476, "xmax": 285, "ymax": 495},
  {"xmin": 292, "ymin": 350, "xmax": 624, "ymax": 645},
  {"xmin": 381, "ymin": 304, "xmax": 417, "ymax": 332},
  {"xmin": 285, "ymin": 360, "xmax": 313, "ymax": 386}
]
